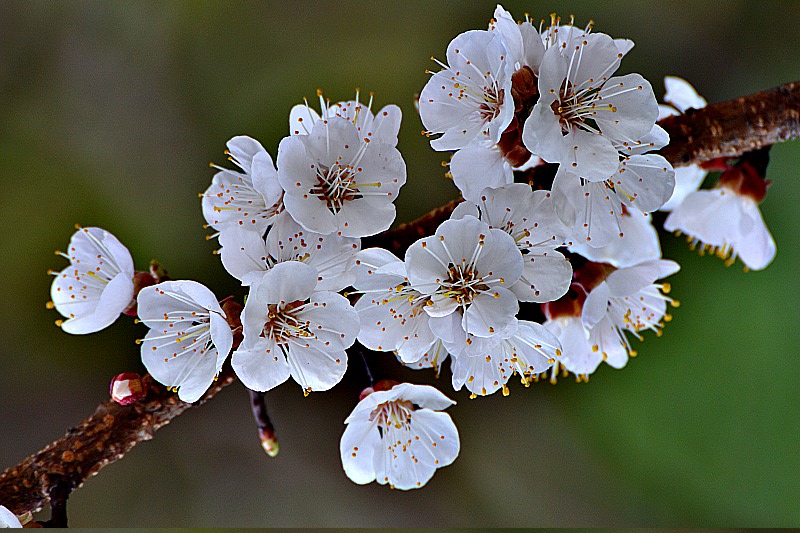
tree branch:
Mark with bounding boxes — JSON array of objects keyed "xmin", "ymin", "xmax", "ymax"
[
  {"xmin": 2, "ymin": 81, "xmax": 799, "ymax": 519},
  {"xmin": 0, "ymin": 370, "xmax": 236, "ymax": 516}
]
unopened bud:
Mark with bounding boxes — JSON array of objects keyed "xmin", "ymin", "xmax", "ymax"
[
  {"xmin": 110, "ymin": 373, "xmax": 148, "ymax": 405},
  {"xmin": 259, "ymin": 427, "xmax": 280, "ymax": 458},
  {"xmin": 359, "ymin": 386, "xmax": 374, "ymax": 401}
]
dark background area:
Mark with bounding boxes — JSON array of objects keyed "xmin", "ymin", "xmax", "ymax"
[{"xmin": 1, "ymin": 0, "xmax": 799, "ymax": 526}]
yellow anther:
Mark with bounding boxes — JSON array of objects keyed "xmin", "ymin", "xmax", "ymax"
[{"xmin": 46, "ymin": 301, "xmax": 55, "ymax": 309}]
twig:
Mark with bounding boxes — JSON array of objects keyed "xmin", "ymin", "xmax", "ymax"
[{"xmin": 1, "ymin": 81, "xmax": 799, "ymax": 517}]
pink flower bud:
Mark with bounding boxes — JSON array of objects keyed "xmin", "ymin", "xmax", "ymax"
[{"xmin": 110, "ymin": 373, "xmax": 148, "ymax": 405}]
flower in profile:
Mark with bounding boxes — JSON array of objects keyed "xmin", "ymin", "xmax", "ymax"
[
  {"xmin": 49, "ymin": 226, "xmax": 135, "ymax": 334},
  {"xmin": 658, "ymin": 76, "xmax": 709, "ymax": 211},
  {"xmin": 664, "ymin": 150, "xmax": 776, "ymax": 270},
  {"xmin": 448, "ymin": 320, "xmax": 561, "ymax": 397},
  {"xmin": 420, "ymin": 29, "xmax": 514, "ymax": 151},
  {"xmin": 405, "ymin": 216, "xmax": 523, "ymax": 342},
  {"xmin": 232, "ymin": 261, "xmax": 359, "ymax": 395},
  {"xmin": 277, "ymin": 114, "xmax": 406, "ymax": 238},
  {"xmin": 201, "ymin": 136, "xmax": 283, "ymax": 236},
  {"xmin": 580, "ymin": 259, "xmax": 680, "ymax": 368},
  {"xmin": 138, "ymin": 281, "xmax": 233, "ymax": 403},
  {"xmin": 543, "ymin": 284, "xmax": 603, "ymax": 378},
  {"xmin": 340, "ymin": 381, "xmax": 459, "ymax": 490},
  {"xmin": 522, "ymin": 32, "xmax": 659, "ymax": 180},
  {"xmin": 0, "ymin": 506, "xmax": 22, "ymax": 528}
]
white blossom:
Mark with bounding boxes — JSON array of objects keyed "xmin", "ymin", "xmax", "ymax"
[
  {"xmin": 405, "ymin": 216, "xmax": 523, "ymax": 343},
  {"xmin": 581, "ymin": 259, "xmax": 680, "ymax": 369},
  {"xmin": 448, "ymin": 319, "xmax": 561, "ymax": 397},
  {"xmin": 277, "ymin": 115, "xmax": 406, "ymax": 237},
  {"xmin": 232, "ymin": 261, "xmax": 359, "ymax": 395},
  {"xmin": 50, "ymin": 226, "xmax": 135, "ymax": 335},
  {"xmin": 201, "ymin": 136, "xmax": 283, "ymax": 235},
  {"xmin": 340, "ymin": 383, "xmax": 459, "ymax": 490},
  {"xmin": 420, "ymin": 29, "xmax": 514, "ymax": 151},
  {"xmin": 522, "ymin": 32, "xmax": 659, "ymax": 180},
  {"xmin": 451, "ymin": 183, "xmax": 572, "ymax": 303},
  {"xmin": 664, "ymin": 184, "xmax": 776, "ymax": 271},
  {"xmin": 138, "ymin": 281, "xmax": 233, "ymax": 403}
]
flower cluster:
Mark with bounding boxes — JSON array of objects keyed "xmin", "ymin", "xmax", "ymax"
[
  {"xmin": 46, "ymin": 3, "xmax": 780, "ymax": 496},
  {"xmin": 420, "ymin": 6, "xmax": 676, "ymax": 249}
]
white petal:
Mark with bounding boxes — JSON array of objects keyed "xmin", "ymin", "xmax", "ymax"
[
  {"xmin": 664, "ymin": 76, "xmax": 707, "ymax": 113},
  {"xmin": 209, "ymin": 311, "xmax": 234, "ymax": 370},
  {"xmin": 450, "ymin": 142, "xmax": 513, "ymax": 203},
  {"xmin": 289, "ymin": 104, "xmax": 321, "ymax": 135},
  {"xmin": 407, "ymin": 408, "xmax": 460, "ymax": 467},
  {"xmin": 0, "ymin": 506, "xmax": 22, "ymax": 528},
  {"xmin": 463, "ymin": 286, "xmax": 518, "ymax": 337},
  {"xmin": 227, "ymin": 135, "xmax": 267, "ymax": 172},
  {"xmin": 735, "ymin": 199, "xmax": 776, "ymax": 270},
  {"xmin": 287, "ymin": 340, "xmax": 347, "ymax": 392},
  {"xmin": 581, "ymin": 282, "xmax": 611, "ymax": 330},
  {"xmin": 232, "ymin": 337, "xmax": 291, "ymax": 392},
  {"xmin": 595, "ymin": 74, "xmax": 659, "ymax": 142},
  {"xmin": 615, "ymin": 154, "xmax": 675, "ymax": 213},
  {"xmin": 218, "ymin": 226, "xmax": 268, "ymax": 284},
  {"xmin": 660, "ymin": 165, "xmax": 708, "ymax": 212},
  {"xmin": 511, "ymin": 250, "xmax": 572, "ymax": 303},
  {"xmin": 340, "ymin": 416, "xmax": 380, "ymax": 485}
]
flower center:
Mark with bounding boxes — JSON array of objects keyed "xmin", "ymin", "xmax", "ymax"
[
  {"xmin": 262, "ymin": 300, "xmax": 310, "ymax": 344},
  {"xmin": 310, "ymin": 162, "xmax": 372, "ymax": 214},
  {"xmin": 371, "ymin": 399, "xmax": 414, "ymax": 432}
]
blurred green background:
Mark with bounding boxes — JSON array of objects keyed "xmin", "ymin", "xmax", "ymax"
[{"xmin": 1, "ymin": 0, "xmax": 799, "ymax": 527}]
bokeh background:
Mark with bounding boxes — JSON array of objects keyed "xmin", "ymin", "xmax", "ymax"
[{"xmin": 1, "ymin": 0, "xmax": 799, "ymax": 527}]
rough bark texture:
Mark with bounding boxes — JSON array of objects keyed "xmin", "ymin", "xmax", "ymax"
[
  {"xmin": 0, "ymin": 370, "xmax": 236, "ymax": 516},
  {"xmin": 659, "ymin": 81, "xmax": 800, "ymax": 166},
  {"xmin": 1, "ymin": 81, "xmax": 799, "ymax": 519}
]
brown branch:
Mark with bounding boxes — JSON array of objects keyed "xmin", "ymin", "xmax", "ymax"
[
  {"xmin": 2, "ymin": 81, "xmax": 800, "ymax": 519},
  {"xmin": 659, "ymin": 81, "xmax": 800, "ymax": 166},
  {"xmin": 0, "ymin": 369, "xmax": 236, "ymax": 516}
]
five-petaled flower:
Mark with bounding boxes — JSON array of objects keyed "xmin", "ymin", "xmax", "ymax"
[{"xmin": 340, "ymin": 381, "xmax": 459, "ymax": 490}]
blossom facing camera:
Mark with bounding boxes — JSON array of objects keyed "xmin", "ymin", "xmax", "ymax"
[
  {"xmin": 49, "ymin": 226, "xmax": 135, "ymax": 335},
  {"xmin": 232, "ymin": 261, "xmax": 359, "ymax": 395},
  {"xmin": 405, "ymin": 216, "xmax": 523, "ymax": 341},
  {"xmin": 278, "ymin": 113, "xmax": 406, "ymax": 238},
  {"xmin": 109, "ymin": 372, "xmax": 148, "ymax": 405},
  {"xmin": 340, "ymin": 382, "xmax": 459, "ymax": 490},
  {"xmin": 138, "ymin": 281, "xmax": 234, "ymax": 403},
  {"xmin": 420, "ymin": 29, "xmax": 514, "ymax": 152}
]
